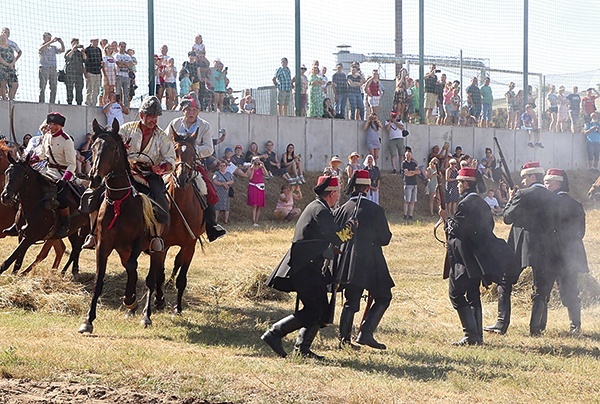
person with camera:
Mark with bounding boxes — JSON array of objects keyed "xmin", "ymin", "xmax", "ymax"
[
  {"xmin": 281, "ymin": 143, "xmax": 305, "ymax": 184},
  {"xmin": 38, "ymin": 32, "xmax": 64, "ymax": 104},
  {"xmin": 423, "ymin": 64, "xmax": 439, "ymax": 125},
  {"xmin": 363, "ymin": 112, "xmax": 382, "ymax": 164},
  {"xmin": 263, "ymin": 175, "xmax": 356, "ymax": 359},
  {"xmin": 384, "ymin": 111, "xmax": 406, "ymax": 174},
  {"xmin": 63, "ymin": 38, "xmax": 87, "ymax": 105},
  {"xmin": 212, "ymin": 160, "xmax": 235, "ymax": 225},
  {"xmin": 102, "ymin": 91, "xmax": 129, "ymax": 126},
  {"xmin": 247, "ymin": 156, "xmax": 269, "ymax": 227}
]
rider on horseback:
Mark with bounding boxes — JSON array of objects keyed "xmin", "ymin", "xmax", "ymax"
[
  {"xmin": 82, "ymin": 96, "xmax": 175, "ymax": 250},
  {"xmin": 3, "ymin": 113, "xmax": 76, "ymax": 239},
  {"xmin": 169, "ymin": 92, "xmax": 226, "ymax": 242}
]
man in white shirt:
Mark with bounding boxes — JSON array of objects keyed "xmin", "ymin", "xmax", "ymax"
[
  {"xmin": 102, "ymin": 91, "xmax": 129, "ymax": 126},
  {"xmin": 384, "ymin": 111, "xmax": 406, "ymax": 174},
  {"xmin": 114, "ymin": 41, "xmax": 133, "ymax": 106}
]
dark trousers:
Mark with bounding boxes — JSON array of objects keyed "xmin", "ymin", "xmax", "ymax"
[
  {"xmin": 293, "ymin": 265, "xmax": 329, "ymax": 327},
  {"xmin": 65, "ymin": 73, "xmax": 84, "ymax": 105},
  {"xmin": 531, "ymin": 266, "xmax": 559, "ymax": 304},
  {"xmin": 57, "ymin": 182, "xmax": 70, "ymax": 209},
  {"xmin": 343, "ymin": 284, "xmax": 392, "ymax": 314},
  {"xmin": 449, "ymin": 273, "xmax": 481, "ymax": 310},
  {"xmin": 145, "ymin": 173, "xmax": 170, "ymax": 225}
]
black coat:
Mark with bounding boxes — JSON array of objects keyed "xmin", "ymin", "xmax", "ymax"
[
  {"xmin": 447, "ymin": 190, "xmax": 516, "ymax": 284},
  {"xmin": 267, "ymin": 197, "xmax": 346, "ymax": 292},
  {"xmin": 504, "ymin": 183, "xmax": 562, "ymax": 272},
  {"xmin": 556, "ymin": 191, "xmax": 589, "ymax": 274},
  {"xmin": 333, "ymin": 193, "xmax": 394, "ymax": 295}
]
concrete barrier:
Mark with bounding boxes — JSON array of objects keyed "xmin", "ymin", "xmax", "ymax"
[{"xmin": 0, "ymin": 100, "xmax": 588, "ymax": 173}]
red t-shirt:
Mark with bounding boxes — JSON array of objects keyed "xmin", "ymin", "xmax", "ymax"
[
  {"xmin": 582, "ymin": 95, "xmax": 597, "ymax": 115},
  {"xmin": 368, "ymin": 81, "xmax": 380, "ymax": 97}
]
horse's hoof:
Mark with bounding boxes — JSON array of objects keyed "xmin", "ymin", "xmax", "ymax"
[
  {"xmin": 173, "ymin": 307, "xmax": 182, "ymax": 316},
  {"xmin": 125, "ymin": 309, "xmax": 136, "ymax": 319},
  {"xmin": 154, "ymin": 297, "xmax": 166, "ymax": 310},
  {"xmin": 78, "ymin": 322, "xmax": 93, "ymax": 334},
  {"xmin": 141, "ymin": 317, "xmax": 152, "ymax": 328}
]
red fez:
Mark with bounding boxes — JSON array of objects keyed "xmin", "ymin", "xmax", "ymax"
[
  {"xmin": 47, "ymin": 112, "xmax": 66, "ymax": 126},
  {"xmin": 317, "ymin": 175, "xmax": 339, "ymax": 191},
  {"xmin": 456, "ymin": 167, "xmax": 477, "ymax": 182},
  {"xmin": 544, "ymin": 168, "xmax": 564, "ymax": 182},
  {"xmin": 521, "ymin": 161, "xmax": 544, "ymax": 176},
  {"xmin": 355, "ymin": 169, "xmax": 371, "ymax": 185}
]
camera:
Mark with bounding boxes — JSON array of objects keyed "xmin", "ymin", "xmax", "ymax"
[
  {"xmin": 115, "ymin": 94, "xmax": 121, "ymax": 102},
  {"xmin": 435, "ymin": 69, "xmax": 441, "ymax": 73}
]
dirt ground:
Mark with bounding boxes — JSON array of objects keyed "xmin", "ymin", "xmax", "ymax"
[{"xmin": 0, "ymin": 379, "xmax": 230, "ymax": 404}]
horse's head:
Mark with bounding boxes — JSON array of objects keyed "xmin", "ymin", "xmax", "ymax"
[
  {"xmin": 89, "ymin": 118, "xmax": 127, "ymax": 189},
  {"xmin": 169, "ymin": 124, "xmax": 198, "ymax": 188},
  {"xmin": 1, "ymin": 153, "xmax": 30, "ymax": 206}
]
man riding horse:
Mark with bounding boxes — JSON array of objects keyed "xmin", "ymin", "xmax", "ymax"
[
  {"xmin": 168, "ymin": 92, "xmax": 226, "ymax": 242},
  {"xmin": 3, "ymin": 112, "xmax": 76, "ymax": 239},
  {"xmin": 82, "ymin": 96, "xmax": 175, "ymax": 251}
]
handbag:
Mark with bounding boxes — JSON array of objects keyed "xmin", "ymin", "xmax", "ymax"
[
  {"xmin": 228, "ymin": 186, "xmax": 234, "ymax": 198},
  {"xmin": 57, "ymin": 69, "xmax": 66, "ymax": 83},
  {"xmin": 402, "ymin": 129, "xmax": 410, "ymax": 137}
]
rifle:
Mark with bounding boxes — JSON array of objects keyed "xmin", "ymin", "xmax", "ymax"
[
  {"xmin": 433, "ymin": 164, "xmax": 451, "ymax": 279},
  {"xmin": 493, "ymin": 136, "xmax": 515, "ymax": 189},
  {"xmin": 325, "ymin": 192, "xmax": 362, "ymax": 325}
]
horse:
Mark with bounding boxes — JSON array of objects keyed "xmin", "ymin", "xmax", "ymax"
[
  {"xmin": 0, "ymin": 150, "xmax": 87, "ymax": 277},
  {"xmin": 156, "ymin": 125, "xmax": 205, "ymax": 314},
  {"xmin": 588, "ymin": 175, "xmax": 600, "ymax": 201},
  {"xmin": 0, "ymin": 141, "xmax": 66, "ymax": 275},
  {"xmin": 78, "ymin": 119, "xmax": 163, "ymax": 334}
]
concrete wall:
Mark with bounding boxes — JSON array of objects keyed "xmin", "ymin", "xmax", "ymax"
[{"xmin": 1, "ymin": 100, "xmax": 587, "ymax": 173}]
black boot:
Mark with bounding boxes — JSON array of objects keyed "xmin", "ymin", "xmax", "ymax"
[
  {"xmin": 293, "ymin": 324, "xmax": 324, "ymax": 360},
  {"xmin": 54, "ymin": 208, "xmax": 70, "ymax": 238},
  {"xmin": 567, "ymin": 305, "xmax": 582, "ymax": 335},
  {"xmin": 261, "ymin": 315, "xmax": 303, "ymax": 358},
  {"xmin": 453, "ymin": 305, "xmax": 480, "ymax": 346},
  {"xmin": 204, "ymin": 204, "xmax": 226, "ymax": 242},
  {"xmin": 529, "ymin": 298, "xmax": 547, "ymax": 336},
  {"xmin": 2, "ymin": 223, "xmax": 18, "ymax": 237},
  {"xmin": 472, "ymin": 306, "xmax": 483, "ymax": 345},
  {"xmin": 338, "ymin": 308, "xmax": 360, "ymax": 350},
  {"xmin": 484, "ymin": 284, "xmax": 512, "ymax": 335},
  {"xmin": 355, "ymin": 302, "xmax": 388, "ymax": 350}
]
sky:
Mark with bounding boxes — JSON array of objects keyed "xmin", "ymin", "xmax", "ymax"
[{"xmin": 3, "ymin": 0, "xmax": 598, "ymax": 105}]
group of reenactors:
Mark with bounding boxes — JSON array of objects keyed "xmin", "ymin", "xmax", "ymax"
[
  {"xmin": 262, "ymin": 161, "xmax": 588, "ymax": 359},
  {"xmin": 2, "ymin": 95, "xmax": 589, "ymax": 360}
]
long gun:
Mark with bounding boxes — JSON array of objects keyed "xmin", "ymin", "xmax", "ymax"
[
  {"xmin": 325, "ymin": 193, "xmax": 362, "ymax": 325},
  {"xmin": 493, "ymin": 136, "xmax": 515, "ymax": 189},
  {"xmin": 433, "ymin": 164, "xmax": 451, "ymax": 279}
]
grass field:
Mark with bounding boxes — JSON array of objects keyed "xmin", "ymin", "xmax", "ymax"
[{"xmin": 0, "ymin": 172, "xmax": 599, "ymax": 403}]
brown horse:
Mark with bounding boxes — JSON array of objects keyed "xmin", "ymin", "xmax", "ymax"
[
  {"xmin": 0, "ymin": 141, "xmax": 66, "ymax": 275},
  {"xmin": 0, "ymin": 151, "xmax": 86, "ymax": 276},
  {"xmin": 155, "ymin": 125, "xmax": 205, "ymax": 314},
  {"xmin": 78, "ymin": 119, "xmax": 163, "ymax": 334}
]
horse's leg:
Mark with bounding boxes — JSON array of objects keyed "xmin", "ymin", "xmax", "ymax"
[
  {"xmin": 167, "ymin": 250, "xmax": 182, "ymax": 287},
  {"xmin": 63, "ymin": 231, "xmax": 82, "ymax": 277},
  {"xmin": 154, "ymin": 250, "xmax": 167, "ymax": 310},
  {"xmin": 11, "ymin": 235, "xmax": 25, "ymax": 275},
  {"xmin": 20, "ymin": 239, "xmax": 64, "ymax": 276},
  {"xmin": 1, "ymin": 237, "xmax": 35, "ymax": 274},
  {"xmin": 78, "ymin": 244, "xmax": 109, "ymax": 334},
  {"xmin": 121, "ymin": 239, "xmax": 142, "ymax": 318},
  {"xmin": 174, "ymin": 244, "xmax": 196, "ymax": 315},
  {"xmin": 141, "ymin": 252, "xmax": 162, "ymax": 328}
]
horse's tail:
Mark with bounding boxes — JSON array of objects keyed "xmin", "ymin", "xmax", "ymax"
[{"xmin": 139, "ymin": 194, "xmax": 159, "ymax": 231}]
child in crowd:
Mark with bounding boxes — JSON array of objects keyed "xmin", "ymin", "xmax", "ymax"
[
  {"xmin": 273, "ymin": 184, "xmax": 302, "ymax": 222},
  {"xmin": 484, "ymin": 189, "xmax": 503, "ymax": 215},
  {"xmin": 179, "ymin": 70, "xmax": 192, "ymax": 98}
]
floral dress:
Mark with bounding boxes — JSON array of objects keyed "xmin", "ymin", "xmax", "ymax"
[{"xmin": 308, "ymin": 74, "xmax": 324, "ymax": 117}]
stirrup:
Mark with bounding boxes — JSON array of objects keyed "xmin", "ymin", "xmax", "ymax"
[{"xmin": 149, "ymin": 237, "xmax": 164, "ymax": 252}]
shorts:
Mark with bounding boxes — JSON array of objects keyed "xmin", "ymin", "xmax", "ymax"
[
  {"xmin": 277, "ymin": 90, "xmax": 291, "ymax": 105},
  {"xmin": 470, "ymin": 105, "xmax": 482, "ymax": 118},
  {"xmin": 482, "ymin": 103, "xmax": 493, "ymax": 121},
  {"xmin": 388, "ymin": 137, "xmax": 404, "ymax": 157},
  {"xmin": 165, "ymin": 82, "xmax": 176, "ymax": 89},
  {"xmin": 404, "ymin": 184, "xmax": 417, "ymax": 202},
  {"xmin": 424, "ymin": 92, "xmax": 437, "ymax": 109},
  {"xmin": 549, "ymin": 106, "xmax": 558, "ymax": 114},
  {"xmin": 368, "ymin": 95, "xmax": 381, "ymax": 107},
  {"xmin": 569, "ymin": 110, "xmax": 579, "ymax": 124},
  {"xmin": 300, "ymin": 93, "xmax": 307, "ymax": 108}
]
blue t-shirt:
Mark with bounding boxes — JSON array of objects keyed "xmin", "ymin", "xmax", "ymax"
[{"xmin": 586, "ymin": 121, "xmax": 600, "ymax": 143}]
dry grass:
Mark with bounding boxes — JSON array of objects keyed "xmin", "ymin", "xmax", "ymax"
[{"xmin": 0, "ymin": 171, "xmax": 599, "ymax": 402}]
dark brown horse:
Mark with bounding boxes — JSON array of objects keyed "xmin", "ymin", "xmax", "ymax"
[
  {"xmin": 78, "ymin": 119, "xmax": 163, "ymax": 334},
  {"xmin": 0, "ymin": 151, "xmax": 87, "ymax": 276},
  {"xmin": 0, "ymin": 141, "xmax": 67, "ymax": 275},
  {"xmin": 156, "ymin": 125, "xmax": 205, "ymax": 314}
]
